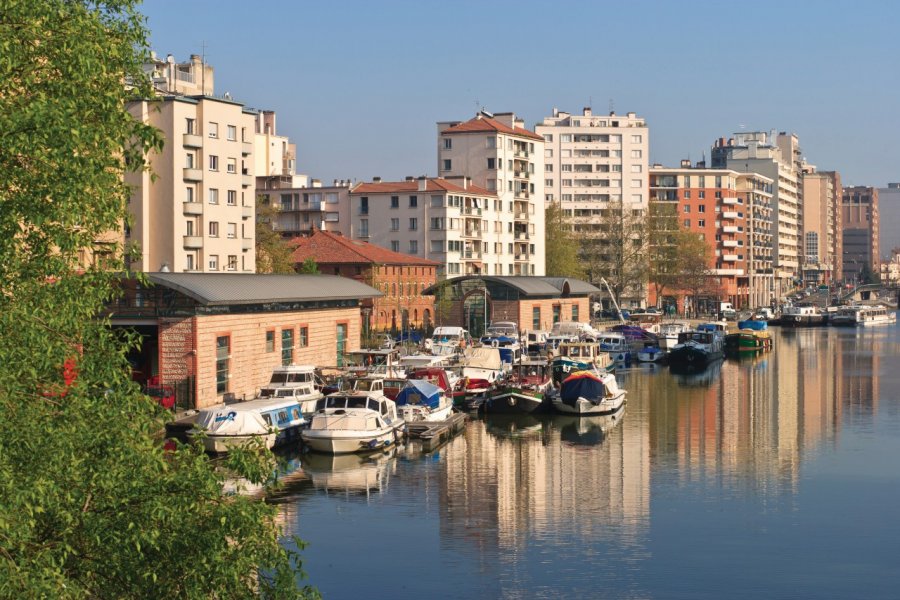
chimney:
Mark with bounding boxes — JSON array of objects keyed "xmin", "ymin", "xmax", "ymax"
[
  {"xmin": 583, "ymin": 107, "xmax": 592, "ymax": 117},
  {"xmin": 417, "ymin": 176, "xmax": 427, "ymax": 192},
  {"xmin": 464, "ymin": 176, "xmax": 471, "ymax": 190},
  {"xmin": 373, "ymin": 176, "xmax": 382, "ymax": 183},
  {"xmin": 680, "ymin": 159, "xmax": 691, "ymax": 168},
  {"xmin": 333, "ymin": 179, "xmax": 338, "ymax": 186},
  {"xmin": 405, "ymin": 176, "xmax": 414, "ymax": 182}
]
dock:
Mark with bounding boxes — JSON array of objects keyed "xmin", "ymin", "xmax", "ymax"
[{"xmin": 405, "ymin": 412, "xmax": 468, "ymax": 451}]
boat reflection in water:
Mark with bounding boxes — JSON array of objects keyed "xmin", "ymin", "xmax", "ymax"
[
  {"xmin": 483, "ymin": 413, "xmax": 546, "ymax": 441},
  {"xmin": 553, "ymin": 405, "xmax": 625, "ymax": 447},
  {"xmin": 300, "ymin": 448, "xmax": 397, "ymax": 496},
  {"xmin": 670, "ymin": 356, "xmax": 723, "ymax": 385}
]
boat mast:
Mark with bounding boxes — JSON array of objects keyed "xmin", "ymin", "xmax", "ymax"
[{"xmin": 600, "ymin": 277, "xmax": 627, "ymax": 325}]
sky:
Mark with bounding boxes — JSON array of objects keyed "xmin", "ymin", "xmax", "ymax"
[{"xmin": 141, "ymin": 0, "xmax": 900, "ymax": 188}]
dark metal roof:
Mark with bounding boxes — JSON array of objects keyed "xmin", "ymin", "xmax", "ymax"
[
  {"xmin": 422, "ymin": 276, "xmax": 600, "ymax": 298},
  {"xmin": 147, "ymin": 273, "xmax": 381, "ymax": 306}
]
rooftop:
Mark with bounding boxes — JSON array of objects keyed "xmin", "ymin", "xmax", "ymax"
[
  {"xmin": 290, "ymin": 229, "xmax": 440, "ymax": 267},
  {"xmin": 351, "ymin": 177, "xmax": 495, "ymax": 196},
  {"xmin": 441, "ymin": 114, "xmax": 543, "ymax": 142}
]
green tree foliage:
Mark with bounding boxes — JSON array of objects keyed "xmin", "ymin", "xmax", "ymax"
[
  {"xmin": 0, "ymin": 2, "xmax": 316, "ymax": 597},
  {"xmin": 578, "ymin": 200, "xmax": 647, "ymax": 305},
  {"xmin": 673, "ymin": 230, "xmax": 716, "ymax": 316},
  {"xmin": 646, "ymin": 201, "xmax": 681, "ymax": 307},
  {"xmin": 544, "ymin": 201, "xmax": 584, "ymax": 279},
  {"xmin": 256, "ymin": 197, "xmax": 296, "ymax": 273},
  {"xmin": 298, "ymin": 257, "xmax": 319, "ymax": 274}
]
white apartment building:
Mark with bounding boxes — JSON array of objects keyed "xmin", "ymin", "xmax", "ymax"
[
  {"xmin": 436, "ymin": 112, "xmax": 546, "ymax": 276},
  {"xmin": 253, "ymin": 110, "xmax": 308, "ymax": 190},
  {"xmin": 535, "ymin": 107, "xmax": 650, "ymax": 215},
  {"xmin": 712, "ymin": 131, "xmax": 802, "ymax": 297},
  {"xmin": 142, "ymin": 52, "xmax": 214, "ymax": 97},
  {"xmin": 348, "ymin": 176, "xmax": 519, "ymax": 277},
  {"xmin": 126, "ymin": 94, "xmax": 257, "ymax": 273},
  {"xmin": 259, "ymin": 182, "xmax": 351, "ymax": 237}
]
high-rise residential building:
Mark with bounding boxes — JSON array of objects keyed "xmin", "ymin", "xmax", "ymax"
[
  {"xmin": 253, "ymin": 110, "xmax": 308, "ymax": 190},
  {"xmin": 126, "ymin": 55, "xmax": 256, "ymax": 273},
  {"xmin": 650, "ymin": 163, "xmax": 774, "ymax": 310},
  {"xmin": 348, "ymin": 176, "xmax": 514, "ymax": 277},
  {"xmin": 841, "ymin": 186, "xmax": 880, "ymax": 283},
  {"xmin": 436, "ymin": 111, "xmax": 545, "ymax": 276},
  {"xmin": 800, "ymin": 163, "xmax": 842, "ymax": 284},
  {"xmin": 142, "ymin": 52, "xmax": 214, "ymax": 97},
  {"xmin": 536, "ymin": 107, "xmax": 649, "ymax": 211},
  {"xmin": 877, "ymin": 183, "xmax": 900, "ymax": 261},
  {"xmin": 259, "ymin": 181, "xmax": 351, "ymax": 237},
  {"xmin": 712, "ymin": 131, "xmax": 802, "ymax": 298}
]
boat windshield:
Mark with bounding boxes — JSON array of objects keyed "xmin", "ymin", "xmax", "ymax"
[
  {"xmin": 346, "ymin": 396, "xmax": 370, "ymax": 410},
  {"xmin": 269, "ymin": 373, "xmax": 289, "ymax": 385},
  {"xmin": 274, "ymin": 389, "xmax": 295, "ymax": 398}
]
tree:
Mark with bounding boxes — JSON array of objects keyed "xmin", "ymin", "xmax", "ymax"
[
  {"xmin": 646, "ymin": 201, "xmax": 681, "ymax": 308},
  {"xmin": 432, "ymin": 280, "xmax": 454, "ymax": 326},
  {"xmin": 673, "ymin": 230, "xmax": 716, "ymax": 317},
  {"xmin": 298, "ymin": 257, "xmax": 319, "ymax": 274},
  {"xmin": 578, "ymin": 200, "xmax": 648, "ymax": 306},
  {"xmin": 544, "ymin": 201, "xmax": 585, "ymax": 278},
  {"xmin": 0, "ymin": 2, "xmax": 316, "ymax": 597},
  {"xmin": 256, "ymin": 196, "xmax": 296, "ymax": 273}
]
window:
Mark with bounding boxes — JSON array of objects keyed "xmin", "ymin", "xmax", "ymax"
[
  {"xmin": 532, "ymin": 306, "xmax": 541, "ymax": 329},
  {"xmin": 683, "ymin": 219, "xmax": 690, "ymax": 228},
  {"xmin": 227, "ymin": 222, "xmax": 236, "ymax": 238},
  {"xmin": 391, "ymin": 218, "xmax": 399, "ymax": 231},
  {"xmin": 698, "ymin": 220, "xmax": 705, "ymax": 227},
  {"xmin": 186, "ymin": 221, "xmax": 194, "ymax": 235},
  {"xmin": 209, "ymin": 155, "xmax": 218, "ymax": 171},
  {"xmin": 572, "ymin": 305, "xmax": 579, "ymax": 321},
  {"xmin": 409, "ymin": 240, "xmax": 418, "ymax": 254},
  {"xmin": 561, "ymin": 164, "xmax": 572, "ymax": 172},
  {"xmin": 359, "ymin": 219, "xmax": 369, "ymax": 237},
  {"xmin": 299, "ymin": 326, "xmax": 308, "ymax": 347},
  {"xmin": 215, "ymin": 336, "xmax": 229, "ymax": 394},
  {"xmin": 545, "ymin": 164, "xmax": 553, "ymax": 172},
  {"xmin": 487, "ymin": 158, "xmax": 496, "ymax": 169},
  {"xmin": 631, "ymin": 135, "xmax": 642, "ymax": 143},
  {"xmin": 227, "ymin": 190, "xmax": 236, "ymax": 205},
  {"xmin": 543, "ymin": 134, "xmax": 553, "ymax": 142},
  {"xmin": 186, "ymin": 118, "xmax": 195, "ymax": 134},
  {"xmin": 208, "ymin": 222, "xmax": 220, "ymax": 238},
  {"xmin": 684, "ymin": 205, "xmax": 691, "ymax": 213},
  {"xmin": 281, "ymin": 329, "xmax": 294, "ymax": 366},
  {"xmin": 553, "ymin": 305, "xmax": 561, "ymax": 323},
  {"xmin": 631, "ymin": 164, "xmax": 642, "ymax": 173},
  {"xmin": 208, "ymin": 122, "xmax": 218, "ymax": 138},
  {"xmin": 186, "ymin": 187, "xmax": 194, "ymax": 203},
  {"xmin": 227, "ymin": 255, "xmax": 237, "ymax": 270},
  {"xmin": 698, "ymin": 205, "xmax": 706, "ymax": 213},
  {"xmin": 186, "ymin": 254, "xmax": 194, "ymax": 271},
  {"xmin": 430, "ymin": 240, "xmax": 443, "ymax": 253},
  {"xmin": 390, "ymin": 196, "xmax": 399, "ymax": 209},
  {"xmin": 391, "ymin": 241, "xmax": 399, "ymax": 252},
  {"xmin": 185, "ymin": 153, "xmax": 195, "ymax": 169},
  {"xmin": 442, "ymin": 159, "xmax": 451, "ymax": 171},
  {"xmin": 409, "ymin": 217, "xmax": 417, "ymax": 230},
  {"xmin": 631, "ymin": 149, "xmax": 642, "ymax": 158},
  {"xmin": 266, "ymin": 330, "xmax": 275, "ymax": 352},
  {"xmin": 561, "ymin": 134, "xmax": 572, "ymax": 143},
  {"xmin": 227, "ymin": 125, "xmax": 236, "ymax": 141},
  {"xmin": 209, "ymin": 254, "xmax": 219, "ymax": 270},
  {"xmin": 325, "ymin": 192, "xmax": 338, "ymax": 204},
  {"xmin": 360, "ymin": 197, "xmax": 369, "ymax": 215},
  {"xmin": 631, "ymin": 179, "xmax": 642, "ymax": 188},
  {"xmin": 443, "ymin": 138, "xmax": 452, "ymax": 149},
  {"xmin": 683, "ymin": 190, "xmax": 691, "ymax": 199},
  {"xmin": 227, "ymin": 158, "xmax": 236, "ymax": 173},
  {"xmin": 409, "ymin": 196, "xmax": 418, "ymax": 208},
  {"xmin": 431, "ymin": 195, "xmax": 443, "ymax": 208},
  {"xmin": 430, "ymin": 217, "xmax": 444, "ymax": 230}
]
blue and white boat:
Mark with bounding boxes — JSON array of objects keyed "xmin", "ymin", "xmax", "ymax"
[
  {"xmin": 480, "ymin": 321, "xmax": 521, "ymax": 369},
  {"xmin": 598, "ymin": 332, "xmax": 632, "ymax": 365},
  {"xmin": 552, "ymin": 370, "xmax": 627, "ymax": 416},
  {"xmin": 190, "ymin": 396, "xmax": 306, "ymax": 453},
  {"xmin": 394, "ymin": 379, "xmax": 453, "ymax": 422}
]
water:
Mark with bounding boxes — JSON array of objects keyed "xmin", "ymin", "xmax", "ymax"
[{"xmin": 272, "ymin": 325, "xmax": 900, "ymax": 599}]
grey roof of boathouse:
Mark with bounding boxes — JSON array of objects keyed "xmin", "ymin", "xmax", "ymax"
[
  {"xmin": 147, "ymin": 273, "xmax": 381, "ymax": 306},
  {"xmin": 422, "ymin": 276, "xmax": 600, "ymax": 298}
]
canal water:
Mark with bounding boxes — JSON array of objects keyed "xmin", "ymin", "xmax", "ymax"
[{"xmin": 271, "ymin": 325, "xmax": 900, "ymax": 599}]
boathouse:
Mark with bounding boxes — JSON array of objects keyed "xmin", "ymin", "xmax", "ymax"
[
  {"xmin": 422, "ymin": 276, "xmax": 600, "ymax": 337},
  {"xmin": 109, "ymin": 273, "xmax": 380, "ymax": 409}
]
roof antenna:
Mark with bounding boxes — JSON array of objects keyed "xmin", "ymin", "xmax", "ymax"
[
  {"xmin": 201, "ymin": 40, "xmax": 207, "ymax": 95},
  {"xmin": 609, "ymin": 98, "xmax": 614, "ymax": 115}
]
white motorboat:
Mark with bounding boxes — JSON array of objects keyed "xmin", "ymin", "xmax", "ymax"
[
  {"xmin": 301, "ymin": 392, "xmax": 406, "ymax": 454},
  {"xmin": 658, "ymin": 322, "xmax": 690, "ymax": 351},
  {"xmin": 552, "ymin": 370, "xmax": 627, "ymax": 416},
  {"xmin": 830, "ymin": 304, "xmax": 896, "ymax": 327},
  {"xmin": 258, "ymin": 364, "xmax": 323, "ymax": 416},
  {"xmin": 598, "ymin": 332, "xmax": 632, "ymax": 364},
  {"xmin": 190, "ymin": 396, "xmax": 305, "ymax": 453},
  {"xmin": 426, "ymin": 326, "xmax": 471, "ymax": 356},
  {"xmin": 394, "ymin": 379, "xmax": 454, "ymax": 422}
]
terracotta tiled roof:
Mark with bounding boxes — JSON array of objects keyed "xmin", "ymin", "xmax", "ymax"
[
  {"xmin": 351, "ymin": 178, "xmax": 495, "ymax": 196},
  {"xmin": 290, "ymin": 229, "xmax": 440, "ymax": 266},
  {"xmin": 441, "ymin": 115, "xmax": 543, "ymax": 141}
]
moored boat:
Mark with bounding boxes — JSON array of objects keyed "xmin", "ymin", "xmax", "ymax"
[
  {"xmin": 189, "ymin": 396, "xmax": 305, "ymax": 453},
  {"xmin": 598, "ymin": 332, "xmax": 633, "ymax": 365},
  {"xmin": 636, "ymin": 344, "xmax": 667, "ymax": 363},
  {"xmin": 658, "ymin": 322, "xmax": 690, "ymax": 351},
  {"xmin": 301, "ymin": 392, "xmax": 406, "ymax": 454},
  {"xmin": 485, "ymin": 359, "xmax": 553, "ymax": 414},
  {"xmin": 668, "ymin": 327, "xmax": 725, "ymax": 370},
  {"xmin": 776, "ymin": 305, "xmax": 826, "ymax": 327},
  {"xmin": 550, "ymin": 340, "xmax": 612, "ymax": 384},
  {"xmin": 830, "ymin": 304, "xmax": 896, "ymax": 327},
  {"xmin": 724, "ymin": 330, "xmax": 772, "ymax": 355},
  {"xmin": 258, "ymin": 364, "xmax": 323, "ymax": 416},
  {"xmin": 552, "ymin": 370, "xmax": 627, "ymax": 416},
  {"xmin": 394, "ymin": 379, "xmax": 453, "ymax": 422}
]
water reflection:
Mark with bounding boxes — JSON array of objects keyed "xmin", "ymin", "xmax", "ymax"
[{"xmin": 301, "ymin": 449, "xmax": 396, "ymax": 496}]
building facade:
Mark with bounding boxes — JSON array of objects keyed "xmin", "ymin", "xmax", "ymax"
[
  {"xmin": 290, "ymin": 228, "xmax": 438, "ymax": 333},
  {"xmin": 841, "ymin": 186, "xmax": 880, "ymax": 283},
  {"xmin": 712, "ymin": 131, "xmax": 802, "ymax": 298},
  {"xmin": 650, "ymin": 164, "xmax": 775, "ymax": 310},
  {"xmin": 437, "ymin": 112, "xmax": 546, "ymax": 276},
  {"xmin": 800, "ymin": 165, "xmax": 842, "ymax": 284},
  {"xmin": 126, "ymin": 95, "xmax": 257, "ymax": 273},
  {"xmin": 258, "ymin": 182, "xmax": 351, "ymax": 237},
  {"xmin": 253, "ymin": 109, "xmax": 308, "ymax": 190},
  {"xmin": 877, "ymin": 183, "xmax": 900, "ymax": 262}
]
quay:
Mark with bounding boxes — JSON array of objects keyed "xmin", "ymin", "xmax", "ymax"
[{"xmin": 405, "ymin": 412, "xmax": 468, "ymax": 452}]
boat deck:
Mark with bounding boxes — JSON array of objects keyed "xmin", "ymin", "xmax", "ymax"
[{"xmin": 405, "ymin": 412, "xmax": 468, "ymax": 451}]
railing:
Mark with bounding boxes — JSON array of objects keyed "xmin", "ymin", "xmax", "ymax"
[{"xmin": 462, "ymin": 206, "xmax": 482, "ymax": 216}]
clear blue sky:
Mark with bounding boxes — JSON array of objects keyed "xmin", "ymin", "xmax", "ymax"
[{"xmin": 141, "ymin": 0, "xmax": 900, "ymax": 187}]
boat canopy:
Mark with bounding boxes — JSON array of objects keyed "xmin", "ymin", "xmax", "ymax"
[
  {"xmin": 560, "ymin": 371, "xmax": 606, "ymax": 403},
  {"xmin": 737, "ymin": 319, "xmax": 767, "ymax": 331},
  {"xmin": 462, "ymin": 347, "xmax": 503, "ymax": 371},
  {"xmin": 195, "ymin": 397, "xmax": 302, "ymax": 436},
  {"xmin": 395, "ymin": 379, "xmax": 443, "ymax": 410}
]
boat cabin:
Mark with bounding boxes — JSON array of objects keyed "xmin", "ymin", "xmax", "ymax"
[
  {"xmin": 677, "ymin": 331, "xmax": 717, "ymax": 345},
  {"xmin": 509, "ymin": 360, "xmax": 550, "ymax": 386},
  {"xmin": 260, "ymin": 365, "xmax": 318, "ymax": 398},
  {"xmin": 557, "ymin": 341, "xmax": 602, "ymax": 362}
]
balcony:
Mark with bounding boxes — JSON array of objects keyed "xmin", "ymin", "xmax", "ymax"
[
  {"xmin": 462, "ymin": 206, "xmax": 482, "ymax": 216},
  {"xmin": 242, "ymin": 173, "xmax": 253, "ymax": 187},
  {"xmin": 514, "ymin": 253, "xmax": 529, "ymax": 261},
  {"xmin": 515, "ymin": 190, "xmax": 530, "ymax": 199},
  {"xmin": 242, "ymin": 238, "xmax": 253, "ymax": 251},
  {"xmin": 183, "ymin": 235, "xmax": 203, "ymax": 249},
  {"xmin": 514, "ymin": 149, "xmax": 529, "ymax": 158},
  {"xmin": 723, "ymin": 254, "xmax": 739, "ymax": 262},
  {"xmin": 514, "ymin": 210, "xmax": 529, "ymax": 220},
  {"xmin": 722, "ymin": 211, "xmax": 739, "ymax": 219},
  {"xmin": 183, "ymin": 133, "xmax": 202, "ymax": 148},
  {"xmin": 514, "ymin": 170, "xmax": 531, "ymax": 179},
  {"xmin": 183, "ymin": 168, "xmax": 202, "ymax": 181},
  {"xmin": 722, "ymin": 240, "xmax": 739, "ymax": 248},
  {"xmin": 711, "ymin": 268, "xmax": 744, "ymax": 276},
  {"xmin": 463, "ymin": 249, "xmax": 482, "ymax": 260},
  {"xmin": 242, "ymin": 205, "xmax": 253, "ymax": 219},
  {"xmin": 722, "ymin": 197, "xmax": 739, "ymax": 205},
  {"xmin": 515, "ymin": 231, "xmax": 529, "ymax": 240},
  {"xmin": 242, "ymin": 141, "xmax": 253, "ymax": 155},
  {"xmin": 183, "ymin": 202, "xmax": 203, "ymax": 216},
  {"xmin": 463, "ymin": 228, "xmax": 482, "ymax": 239},
  {"xmin": 722, "ymin": 225, "xmax": 738, "ymax": 233}
]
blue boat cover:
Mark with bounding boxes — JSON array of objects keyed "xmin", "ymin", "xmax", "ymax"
[
  {"xmin": 696, "ymin": 323, "xmax": 723, "ymax": 333},
  {"xmin": 395, "ymin": 379, "xmax": 442, "ymax": 410},
  {"xmin": 737, "ymin": 319, "xmax": 767, "ymax": 331},
  {"xmin": 480, "ymin": 335, "xmax": 518, "ymax": 345},
  {"xmin": 560, "ymin": 371, "xmax": 605, "ymax": 403}
]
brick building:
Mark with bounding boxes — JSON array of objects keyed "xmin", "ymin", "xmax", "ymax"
[
  {"xmin": 110, "ymin": 273, "xmax": 380, "ymax": 409},
  {"xmin": 290, "ymin": 228, "xmax": 438, "ymax": 334}
]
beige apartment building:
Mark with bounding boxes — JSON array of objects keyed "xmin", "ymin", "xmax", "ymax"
[
  {"xmin": 842, "ymin": 186, "xmax": 880, "ymax": 283},
  {"xmin": 800, "ymin": 164, "xmax": 842, "ymax": 284},
  {"xmin": 259, "ymin": 182, "xmax": 351, "ymax": 237},
  {"xmin": 712, "ymin": 131, "xmax": 802, "ymax": 298},
  {"xmin": 126, "ymin": 95, "xmax": 257, "ymax": 273},
  {"xmin": 436, "ymin": 112, "xmax": 546, "ymax": 276},
  {"xmin": 143, "ymin": 52, "xmax": 214, "ymax": 97},
  {"xmin": 535, "ymin": 107, "xmax": 649, "ymax": 213},
  {"xmin": 253, "ymin": 110, "xmax": 308, "ymax": 190}
]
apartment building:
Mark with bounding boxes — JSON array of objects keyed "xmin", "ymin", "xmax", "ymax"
[
  {"xmin": 253, "ymin": 110, "xmax": 308, "ymax": 190},
  {"xmin": 841, "ymin": 186, "xmax": 880, "ymax": 283},
  {"xmin": 436, "ymin": 112, "xmax": 546, "ymax": 276},
  {"xmin": 650, "ymin": 163, "xmax": 775, "ymax": 310},
  {"xmin": 126, "ymin": 95, "xmax": 257, "ymax": 273},
  {"xmin": 877, "ymin": 183, "xmax": 900, "ymax": 261},
  {"xmin": 712, "ymin": 131, "xmax": 802, "ymax": 298},
  {"xmin": 258, "ymin": 182, "xmax": 351, "ymax": 237},
  {"xmin": 535, "ymin": 107, "xmax": 649, "ymax": 212},
  {"xmin": 143, "ymin": 52, "xmax": 214, "ymax": 97},
  {"xmin": 800, "ymin": 164, "xmax": 842, "ymax": 284},
  {"xmin": 347, "ymin": 176, "xmax": 514, "ymax": 277}
]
